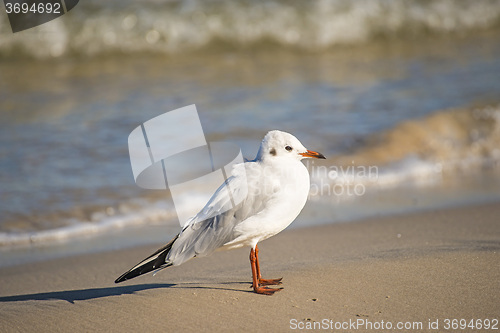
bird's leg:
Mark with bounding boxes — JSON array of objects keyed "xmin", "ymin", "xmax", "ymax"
[
  {"xmin": 250, "ymin": 247, "xmax": 282, "ymax": 295},
  {"xmin": 255, "ymin": 244, "xmax": 282, "ymax": 286}
]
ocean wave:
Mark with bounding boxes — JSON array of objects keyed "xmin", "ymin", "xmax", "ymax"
[
  {"xmin": 0, "ymin": 191, "xmax": 220, "ymax": 247},
  {"xmin": 1, "ymin": 0, "xmax": 500, "ymax": 58},
  {"xmin": 0, "ymin": 200, "xmax": 176, "ymax": 247},
  {"xmin": 311, "ymin": 104, "xmax": 500, "ymax": 198},
  {"xmin": 2, "ymin": 104, "xmax": 499, "ymax": 247},
  {"xmin": 356, "ymin": 104, "xmax": 500, "ymax": 170}
]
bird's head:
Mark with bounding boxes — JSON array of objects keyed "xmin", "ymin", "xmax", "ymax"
[{"xmin": 256, "ymin": 130, "xmax": 326, "ymax": 162}]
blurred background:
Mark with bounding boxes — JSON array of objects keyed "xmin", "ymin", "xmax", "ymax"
[{"xmin": 1, "ymin": 0, "xmax": 500, "ymax": 265}]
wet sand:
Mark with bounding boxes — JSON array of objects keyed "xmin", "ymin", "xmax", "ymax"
[{"xmin": 1, "ymin": 202, "xmax": 499, "ymax": 332}]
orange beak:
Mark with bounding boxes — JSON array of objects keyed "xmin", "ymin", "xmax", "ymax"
[{"xmin": 299, "ymin": 149, "xmax": 326, "ymax": 159}]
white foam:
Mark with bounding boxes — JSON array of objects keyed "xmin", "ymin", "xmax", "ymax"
[
  {"xmin": 2, "ymin": 0, "xmax": 500, "ymax": 58},
  {"xmin": 0, "ymin": 202, "xmax": 176, "ymax": 247}
]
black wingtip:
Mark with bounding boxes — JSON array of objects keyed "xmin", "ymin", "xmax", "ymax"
[
  {"xmin": 115, "ymin": 276, "xmax": 127, "ymax": 284},
  {"xmin": 114, "ymin": 270, "xmax": 132, "ymax": 284},
  {"xmin": 115, "ymin": 262, "xmax": 172, "ymax": 284},
  {"xmin": 114, "ymin": 234, "xmax": 179, "ymax": 284}
]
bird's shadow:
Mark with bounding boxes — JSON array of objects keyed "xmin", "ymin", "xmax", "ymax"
[
  {"xmin": 0, "ymin": 284, "xmax": 174, "ymax": 304},
  {"xmin": 0, "ymin": 281, "xmax": 252, "ymax": 304}
]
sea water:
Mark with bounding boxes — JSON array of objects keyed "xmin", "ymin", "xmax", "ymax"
[{"xmin": 1, "ymin": 0, "xmax": 500, "ymax": 266}]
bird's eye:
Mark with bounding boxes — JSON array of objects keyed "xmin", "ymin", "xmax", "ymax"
[{"xmin": 285, "ymin": 145, "xmax": 293, "ymax": 152}]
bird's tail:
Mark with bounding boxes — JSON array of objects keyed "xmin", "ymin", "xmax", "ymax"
[{"xmin": 115, "ymin": 234, "xmax": 179, "ymax": 283}]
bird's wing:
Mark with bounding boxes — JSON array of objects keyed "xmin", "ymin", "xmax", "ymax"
[
  {"xmin": 115, "ymin": 234, "xmax": 178, "ymax": 283},
  {"xmin": 166, "ymin": 162, "xmax": 265, "ymax": 266}
]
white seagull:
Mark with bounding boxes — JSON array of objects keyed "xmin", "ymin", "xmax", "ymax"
[{"xmin": 115, "ymin": 130, "xmax": 325, "ymax": 295}]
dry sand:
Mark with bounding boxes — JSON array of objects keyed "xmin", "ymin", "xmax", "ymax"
[{"xmin": 1, "ymin": 202, "xmax": 499, "ymax": 332}]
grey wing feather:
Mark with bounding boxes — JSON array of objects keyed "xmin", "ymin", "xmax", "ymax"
[
  {"xmin": 166, "ymin": 163, "xmax": 262, "ymax": 266},
  {"xmin": 115, "ymin": 162, "xmax": 266, "ymax": 282},
  {"xmin": 167, "ymin": 208, "xmax": 237, "ymax": 265}
]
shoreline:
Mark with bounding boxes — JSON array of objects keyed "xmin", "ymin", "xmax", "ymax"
[
  {"xmin": 2, "ymin": 181, "xmax": 500, "ymax": 269},
  {"xmin": 1, "ymin": 201, "xmax": 499, "ymax": 332}
]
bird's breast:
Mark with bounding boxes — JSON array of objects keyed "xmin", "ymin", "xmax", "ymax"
[{"xmin": 258, "ymin": 162, "xmax": 310, "ymax": 233}]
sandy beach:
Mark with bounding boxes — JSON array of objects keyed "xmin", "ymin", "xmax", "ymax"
[
  {"xmin": 1, "ymin": 202, "xmax": 498, "ymax": 332},
  {"xmin": 2, "ymin": 1, "xmax": 500, "ymax": 332}
]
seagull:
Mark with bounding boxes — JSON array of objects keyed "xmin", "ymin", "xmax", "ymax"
[{"xmin": 115, "ymin": 130, "xmax": 326, "ymax": 295}]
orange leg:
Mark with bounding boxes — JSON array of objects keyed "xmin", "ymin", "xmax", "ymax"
[
  {"xmin": 250, "ymin": 245, "xmax": 283, "ymax": 295},
  {"xmin": 255, "ymin": 245, "xmax": 283, "ymax": 286}
]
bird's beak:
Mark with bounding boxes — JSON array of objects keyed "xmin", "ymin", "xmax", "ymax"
[{"xmin": 299, "ymin": 149, "xmax": 326, "ymax": 159}]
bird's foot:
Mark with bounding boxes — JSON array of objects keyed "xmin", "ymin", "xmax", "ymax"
[
  {"xmin": 253, "ymin": 285, "xmax": 283, "ymax": 295},
  {"xmin": 259, "ymin": 277, "xmax": 283, "ymax": 286}
]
